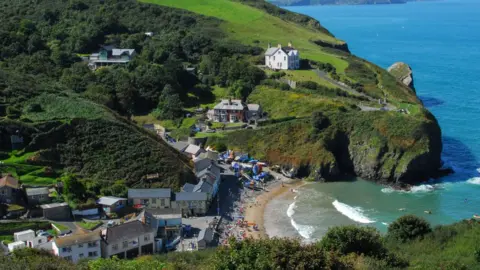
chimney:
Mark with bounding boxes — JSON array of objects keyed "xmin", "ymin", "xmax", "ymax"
[
  {"xmin": 288, "ymin": 41, "xmax": 293, "ymax": 47},
  {"xmin": 268, "ymin": 43, "xmax": 271, "ymax": 48},
  {"xmin": 277, "ymin": 44, "xmax": 282, "ymax": 49},
  {"xmin": 228, "ymin": 98, "xmax": 232, "ymax": 105}
]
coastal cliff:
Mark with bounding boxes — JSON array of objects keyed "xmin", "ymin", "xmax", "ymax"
[{"xmin": 388, "ymin": 62, "xmax": 415, "ymax": 91}]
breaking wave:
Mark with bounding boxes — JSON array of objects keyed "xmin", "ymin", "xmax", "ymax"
[
  {"xmin": 286, "ymin": 201, "xmax": 315, "ymax": 239},
  {"xmin": 332, "ymin": 200, "xmax": 375, "ymax": 224},
  {"xmin": 381, "ymin": 184, "xmax": 442, "ymax": 194},
  {"xmin": 467, "ymin": 177, "xmax": 480, "ymax": 185}
]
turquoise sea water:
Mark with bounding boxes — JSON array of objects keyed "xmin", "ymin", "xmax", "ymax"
[{"xmin": 264, "ymin": 0, "xmax": 480, "ymax": 240}]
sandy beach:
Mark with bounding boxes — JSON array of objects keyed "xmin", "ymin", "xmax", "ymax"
[{"xmin": 243, "ymin": 174, "xmax": 304, "ymax": 239}]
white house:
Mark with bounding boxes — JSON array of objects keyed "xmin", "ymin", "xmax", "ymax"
[
  {"xmin": 8, "ymin": 241, "xmax": 25, "ymax": 252},
  {"xmin": 14, "ymin": 229, "xmax": 35, "ymax": 242},
  {"xmin": 52, "ymin": 231, "xmax": 101, "ymax": 263},
  {"xmin": 100, "ymin": 221, "xmax": 155, "ymax": 259},
  {"xmin": 264, "ymin": 42, "xmax": 300, "ymax": 70}
]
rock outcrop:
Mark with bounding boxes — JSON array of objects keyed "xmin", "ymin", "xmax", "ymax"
[{"xmin": 388, "ymin": 62, "xmax": 415, "ymax": 91}]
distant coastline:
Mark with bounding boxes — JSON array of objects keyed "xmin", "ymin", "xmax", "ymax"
[{"xmin": 270, "ymin": 0, "xmax": 435, "ymax": 7}]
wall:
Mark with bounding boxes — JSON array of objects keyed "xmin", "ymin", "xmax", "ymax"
[
  {"xmin": 102, "ymin": 231, "xmax": 155, "ymax": 258},
  {"xmin": 132, "ymin": 197, "xmax": 170, "ymax": 209},
  {"xmin": 72, "ymin": 208, "xmax": 99, "ymax": 216},
  {"xmin": 53, "ymin": 240, "xmax": 101, "ymax": 263}
]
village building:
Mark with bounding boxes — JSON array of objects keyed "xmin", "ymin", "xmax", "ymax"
[
  {"xmin": 88, "ymin": 45, "xmax": 136, "ymax": 70},
  {"xmin": 171, "ymin": 192, "xmax": 208, "ymax": 216},
  {"xmin": 140, "ymin": 208, "xmax": 182, "ymax": 249},
  {"xmin": 26, "ymin": 187, "xmax": 51, "ymax": 206},
  {"xmin": 14, "ymin": 230, "xmax": 35, "ymax": 242},
  {"xmin": 97, "ymin": 196, "xmax": 127, "ymax": 215},
  {"xmin": 183, "ymin": 144, "xmax": 205, "ymax": 158},
  {"xmin": 40, "ymin": 202, "xmax": 71, "ymax": 221},
  {"xmin": 128, "ymin": 189, "xmax": 171, "ymax": 209},
  {"xmin": 26, "ymin": 235, "xmax": 48, "ymax": 249},
  {"xmin": 100, "ymin": 221, "xmax": 155, "ymax": 259},
  {"xmin": 207, "ymin": 99, "xmax": 261, "ymax": 123},
  {"xmin": 52, "ymin": 231, "xmax": 101, "ymax": 263},
  {"xmin": 264, "ymin": 42, "xmax": 300, "ymax": 70},
  {"xmin": 0, "ymin": 175, "xmax": 19, "ymax": 203},
  {"xmin": 197, "ymin": 228, "xmax": 214, "ymax": 250},
  {"xmin": 8, "ymin": 241, "xmax": 25, "ymax": 252}
]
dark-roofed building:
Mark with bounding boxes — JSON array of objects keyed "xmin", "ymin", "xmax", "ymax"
[
  {"xmin": 128, "ymin": 189, "xmax": 171, "ymax": 209},
  {"xmin": 197, "ymin": 228, "xmax": 214, "ymax": 250},
  {"xmin": 40, "ymin": 202, "xmax": 71, "ymax": 221},
  {"xmin": 88, "ymin": 46, "xmax": 136, "ymax": 70},
  {"xmin": 196, "ymin": 164, "xmax": 221, "ymax": 199},
  {"xmin": 172, "ymin": 192, "xmax": 208, "ymax": 216},
  {"xmin": 26, "ymin": 187, "xmax": 50, "ymax": 206},
  {"xmin": 52, "ymin": 231, "xmax": 101, "ymax": 263},
  {"xmin": 101, "ymin": 221, "xmax": 155, "ymax": 259},
  {"xmin": 182, "ymin": 183, "xmax": 195, "ymax": 193},
  {"xmin": 140, "ymin": 208, "xmax": 182, "ymax": 247},
  {"xmin": 0, "ymin": 175, "xmax": 19, "ymax": 203}
]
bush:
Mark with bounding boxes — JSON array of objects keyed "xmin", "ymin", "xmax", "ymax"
[
  {"xmin": 269, "ymin": 71, "xmax": 286, "ymax": 79},
  {"xmin": 25, "ymin": 103, "xmax": 42, "ymax": 113},
  {"xmin": 387, "ymin": 215, "xmax": 432, "ymax": 242},
  {"xmin": 320, "ymin": 226, "xmax": 386, "ymax": 258}
]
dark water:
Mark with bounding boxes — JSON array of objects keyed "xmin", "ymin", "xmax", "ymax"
[{"xmin": 265, "ymin": 0, "xmax": 480, "ymax": 240}]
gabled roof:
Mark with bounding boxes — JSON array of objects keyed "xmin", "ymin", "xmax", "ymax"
[
  {"xmin": 182, "ymin": 183, "xmax": 195, "ymax": 193},
  {"xmin": 198, "ymin": 228, "xmax": 214, "ymax": 242},
  {"xmin": 0, "ymin": 175, "xmax": 19, "ymax": 189},
  {"xmin": 105, "ymin": 221, "xmax": 153, "ymax": 243},
  {"xmin": 174, "ymin": 192, "xmax": 207, "ymax": 201},
  {"xmin": 193, "ymin": 179, "xmax": 213, "ymax": 194},
  {"xmin": 55, "ymin": 231, "xmax": 100, "ymax": 248},
  {"xmin": 265, "ymin": 47, "xmax": 279, "ymax": 56},
  {"xmin": 184, "ymin": 144, "xmax": 203, "ymax": 155},
  {"xmin": 128, "ymin": 188, "xmax": 171, "ymax": 199},
  {"xmin": 97, "ymin": 196, "xmax": 127, "ymax": 206},
  {"xmin": 213, "ymin": 99, "xmax": 244, "ymax": 111},
  {"xmin": 26, "ymin": 187, "xmax": 49, "ymax": 196},
  {"xmin": 112, "ymin": 49, "xmax": 135, "ymax": 56},
  {"xmin": 194, "ymin": 158, "xmax": 216, "ymax": 173},
  {"xmin": 247, "ymin": 104, "xmax": 260, "ymax": 112}
]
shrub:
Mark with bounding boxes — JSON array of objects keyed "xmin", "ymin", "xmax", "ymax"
[
  {"xmin": 269, "ymin": 71, "xmax": 286, "ymax": 79},
  {"xmin": 25, "ymin": 103, "xmax": 42, "ymax": 113},
  {"xmin": 387, "ymin": 215, "xmax": 432, "ymax": 242},
  {"xmin": 320, "ymin": 226, "xmax": 386, "ymax": 257}
]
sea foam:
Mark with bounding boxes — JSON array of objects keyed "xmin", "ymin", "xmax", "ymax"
[
  {"xmin": 467, "ymin": 177, "xmax": 480, "ymax": 185},
  {"xmin": 332, "ymin": 200, "xmax": 375, "ymax": 224},
  {"xmin": 286, "ymin": 201, "xmax": 315, "ymax": 239},
  {"xmin": 381, "ymin": 184, "xmax": 441, "ymax": 194}
]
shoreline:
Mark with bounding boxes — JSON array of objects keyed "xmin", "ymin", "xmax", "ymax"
[{"xmin": 243, "ymin": 175, "xmax": 304, "ymax": 239}]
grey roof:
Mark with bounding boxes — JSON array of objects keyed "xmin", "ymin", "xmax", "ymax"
[
  {"xmin": 105, "ymin": 221, "xmax": 153, "ymax": 243},
  {"xmin": 194, "ymin": 158, "xmax": 220, "ymax": 174},
  {"xmin": 193, "ymin": 180, "xmax": 213, "ymax": 194},
  {"xmin": 198, "ymin": 228, "xmax": 214, "ymax": 242},
  {"xmin": 128, "ymin": 188, "xmax": 171, "ymax": 199},
  {"xmin": 26, "ymin": 187, "xmax": 49, "ymax": 196},
  {"xmin": 184, "ymin": 144, "xmax": 203, "ymax": 155},
  {"xmin": 145, "ymin": 208, "xmax": 181, "ymax": 218},
  {"xmin": 174, "ymin": 192, "xmax": 207, "ymax": 201},
  {"xmin": 213, "ymin": 99, "xmax": 244, "ymax": 111},
  {"xmin": 182, "ymin": 183, "xmax": 195, "ymax": 193},
  {"xmin": 170, "ymin": 141, "xmax": 189, "ymax": 152},
  {"xmin": 55, "ymin": 231, "xmax": 100, "ymax": 248},
  {"xmin": 101, "ymin": 45, "xmax": 115, "ymax": 51},
  {"xmin": 196, "ymin": 164, "xmax": 221, "ymax": 179},
  {"xmin": 247, "ymin": 104, "xmax": 260, "ymax": 112},
  {"xmin": 265, "ymin": 47, "xmax": 279, "ymax": 56},
  {"xmin": 112, "ymin": 49, "xmax": 135, "ymax": 56},
  {"xmin": 97, "ymin": 196, "xmax": 127, "ymax": 206},
  {"xmin": 40, "ymin": 202, "xmax": 69, "ymax": 209}
]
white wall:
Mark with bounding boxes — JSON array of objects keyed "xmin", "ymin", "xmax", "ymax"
[
  {"xmin": 103, "ymin": 231, "xmax": 155, "ymax": 258},
  {"xmin": 53, "ymin": 240, "xmax": 101, "ymax": 263}
]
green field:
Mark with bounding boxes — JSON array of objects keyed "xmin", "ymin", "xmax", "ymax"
[
  {"xmin": 77, "ymin": 220, "xmax": 103, "ymax": 231},
  {"xmin": 1, "ymin": 152, "xmax": 58, "ymax": 186},
  {"xmin": 141, "ymin": 0, "xmax": 349, "ymax": 72}
]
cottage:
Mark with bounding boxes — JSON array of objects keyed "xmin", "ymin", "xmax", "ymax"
[
  {"xmin": 88, "ymin": 45, "xmax": 136, "ymax": 70},
  {"xmin": 207, "ymin": 99, "xmax": 261, "ymax": 123},
  {"xmin": 0, "ymin": 175, "xmax": 19, "ymax": 203},
  {"xmin": 128, "ymin": 189, "xmax": 171, "ymax": 209},
  {"xmin": 195, "ymin": 162, "xmax": 221, "ymax": 200},
  {"xmin": 141, "ymin": 208, "xmax": 182, "ymax": 247},
  {"xmin": 97, "ymin": 196, "xmax": 127, "ymax": 215},
  {"xmin": 14, "ymin": 230, "xmax": 35, "ymax": 242},
  {"xmin": 52, "ymin": 231, "xmax": 101, "ymax": 263},
  {"xmin": 40, "ymin": 202, "xmax": 71, "ymax": 221},
  {"xmin": 26, "ymin": 187, "xmax": 51, "ymax": 206},
  {"xmin": 172, "ymin": 192, "xmax": 208, "ymax": 216},
  {"xmin": 8, "ymin": 241, "xmax": 25, "ymax": 252},
  {"xmin": 264, "ymin": 42, "xmax": 300, "ymax": 70},
  {"xmin": 101, "ymin": 221, "xmax": 155, "ymax": 259},
  {"xmin": 183, "ymin": 144, "xmax": 205, "ymax": 158},
  {"xmin": 247, "ymin": 104, "xmax": 262, "ymax": 120},
  {"xmin": 26, "ymin": 235, "xmax": 48, "ymax": 248}
]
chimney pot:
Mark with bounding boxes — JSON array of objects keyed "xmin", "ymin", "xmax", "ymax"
[
  {"xmin": 277, "ymin": 44, "xmax": 282, "ymax": 48},
  {"xmin": 288, "ymin": 41, "xmax": 292, "ymax": 47}
]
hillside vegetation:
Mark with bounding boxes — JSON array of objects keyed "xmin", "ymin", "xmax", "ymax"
[{"xmin": 270, "ymin": 0, "xmax": 409, "ymax": 6}]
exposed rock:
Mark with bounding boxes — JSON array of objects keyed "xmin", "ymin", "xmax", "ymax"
[{"xmin": 388, "ymin": 62, "xmax": 415, "ymax": 91}]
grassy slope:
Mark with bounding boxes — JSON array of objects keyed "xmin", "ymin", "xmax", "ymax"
[{"xmin": 142, "ymin": 0, "xmax": 349, "ymax": 71}]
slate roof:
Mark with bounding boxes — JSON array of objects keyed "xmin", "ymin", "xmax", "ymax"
[
  {"xmin": 97, "ymin": 196, "xmax": 127, "ymax": 206},
  {"xmin": 0, "ymin": 175, "xmax": 19, "ymax": 189},
  {"xmin": 184, "ymin": 144, "xmax": 203, "ymax": 155},
  {"xmin": 182, "ymin": 183, "xmax": 195, "ymax": 193},
  {"xmin": 105, "ymin": 221, "xmax": 153, "ymax": 243},
  {"xmin": 193, "ymin": 180, "xmax": 213, "ymax": 194},
  {"xmin": 265, "ymin": 47, "xmax": 279, "ymax": 56},
  {"xmin": 265, "ymin": 46, "xmax": 297, "ymax": 56},
  {"xmin": 55, "ymin": 231, "xmax": 100, "ymax": 248},
  {"xmin": 213, "ymin": 100, "xmax": 244, "ymax": 111},
  {"xmin": 194, "ymin": 158, "xmax": 216, "ymax": 172},
  {"xmin": 247, "ymin": 104, "xmax": 260, "ymax": 111},
  {"xmin": 112, "ymin": 49, "xmax": 135, "ymax": 56},
  {"xmin": 40, "ymin": 202, "xmax": 69, "ymax": 209},
  {"xmin": 198, "ymin": 228, "xmax": 214, "ymax": 242},
  {"xmin": 26, "ymin": 187, "xmax": 49, "ymax": 196},
  {"xmin": 128, "ymin": 189, "xmax": 171, "ymax": 199},
  {"xmin": 174, "ymin": 192, "xmax": 207, "ymax": 201}
]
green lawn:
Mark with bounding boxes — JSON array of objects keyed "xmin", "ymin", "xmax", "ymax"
[
  {"xmin": 283, "ymin": 70, "xmax": 337, "ymax": 88},
  {"xmin": 77, "ymin": 220, "xmax": 103, "ymax": 231},
  {"xmin": 195, "ymin": 132, "xmax": 226, "ymax": 139},
  {"xmin": 141, "ymin": 0, "xmax": 349, "ymax": 72},
  {"xmin": 52, "ymin": 223, "xmax": 69, "ymax": 231},
  {"xmin": 1, "ymin": 152, "xmax": 58, "ymax": 186}
]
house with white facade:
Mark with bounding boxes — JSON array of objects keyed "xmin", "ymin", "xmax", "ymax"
[
  {"xmin": 100, "ymin": 221, "xmax": 155, "ymax": 259},
  {"xmin": 264, "ymin": 42, "xmax": 300, "ymax": 70},
  {"xmin": 52, "ymin": 231, "xmax": 101, "ymax": 263}
]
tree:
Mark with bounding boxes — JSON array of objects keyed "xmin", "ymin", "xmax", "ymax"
[
  {"xmin": 387, "ymin": 215, "xmax": 432, "ymax": 242},
  {"xmin": 320, "ymin": 226, "xmax": 386, "ymax": 258},
  {"xmin": 157, "ymin": 84, "xmax": 184, "ymax": 120},
  {"xmin": 229, "ymin": 80, "xmax": 251, "ymax": 100}
]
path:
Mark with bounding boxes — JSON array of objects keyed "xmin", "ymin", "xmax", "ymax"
[{"xmin": 313, "ymin": 69, "xmax": 370, "ymax": 99}]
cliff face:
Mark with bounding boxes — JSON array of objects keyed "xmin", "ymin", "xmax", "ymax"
[{"xmin": 388, "ymin": 62, "xmax": 415, "ymax": 91}]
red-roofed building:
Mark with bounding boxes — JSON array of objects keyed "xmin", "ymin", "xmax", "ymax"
[{"xmin": 0, "ymin": 175, "xmax": 19, "ymax": 203}]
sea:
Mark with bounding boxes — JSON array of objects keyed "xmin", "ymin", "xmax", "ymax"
[{"xmin": 264, "ymin": 0, "xmax": 480, "ymax": 241}]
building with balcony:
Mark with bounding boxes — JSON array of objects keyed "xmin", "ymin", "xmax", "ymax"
[
  {"xmin": 100, "ymin": 221, "xmax": 155, "ymax": 259},
  {"xmin": 52, "ymin": 231, "xmax": 101, "ymax": 263}
]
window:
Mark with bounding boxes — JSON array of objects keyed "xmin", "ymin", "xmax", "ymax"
[
  {"xmin": 284, "ymin": 56, "xmax": 286, "ymax": 61},
  {"xmin": 112, "ymin": 244, "xmax": 118, "ymax": 250},
  {"xmin": 273, "ymin": 56, "xmax": 275, "ymax": 61},
  {"xmin": 78, "ymin": 244, "xmax": 83, "ymax": 248},
  {"xmin": 144, "ymin": 235, "xmax": 150, "ymax": 241},
  {"xmin": 38, "ymin": 239, "xmax": 42, "ymax": 244},
  {"xmin": 151, "ymin": 198, "xmax": 156, "ymax": 204},
  {"xmin": 62, "ymin": 247, "xmax": 71, "ymax": 253},
  {"xmin": 88, "ymin": 251, "xmax": 98, "ymax": 257},
  {"xmin": 160, "ymin": 199, "xmax": 165, "ymax": 206},
  {"xmin": 88, "ymin": 241, "xmax": 97, "ymax": 248},
  {"xmin": 123, "ymin": 241, "xmax": 128, "ymax": 248},
  {"xmin": 79, "ymin": 253, "xmax": 84, "ymax": 258}
]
